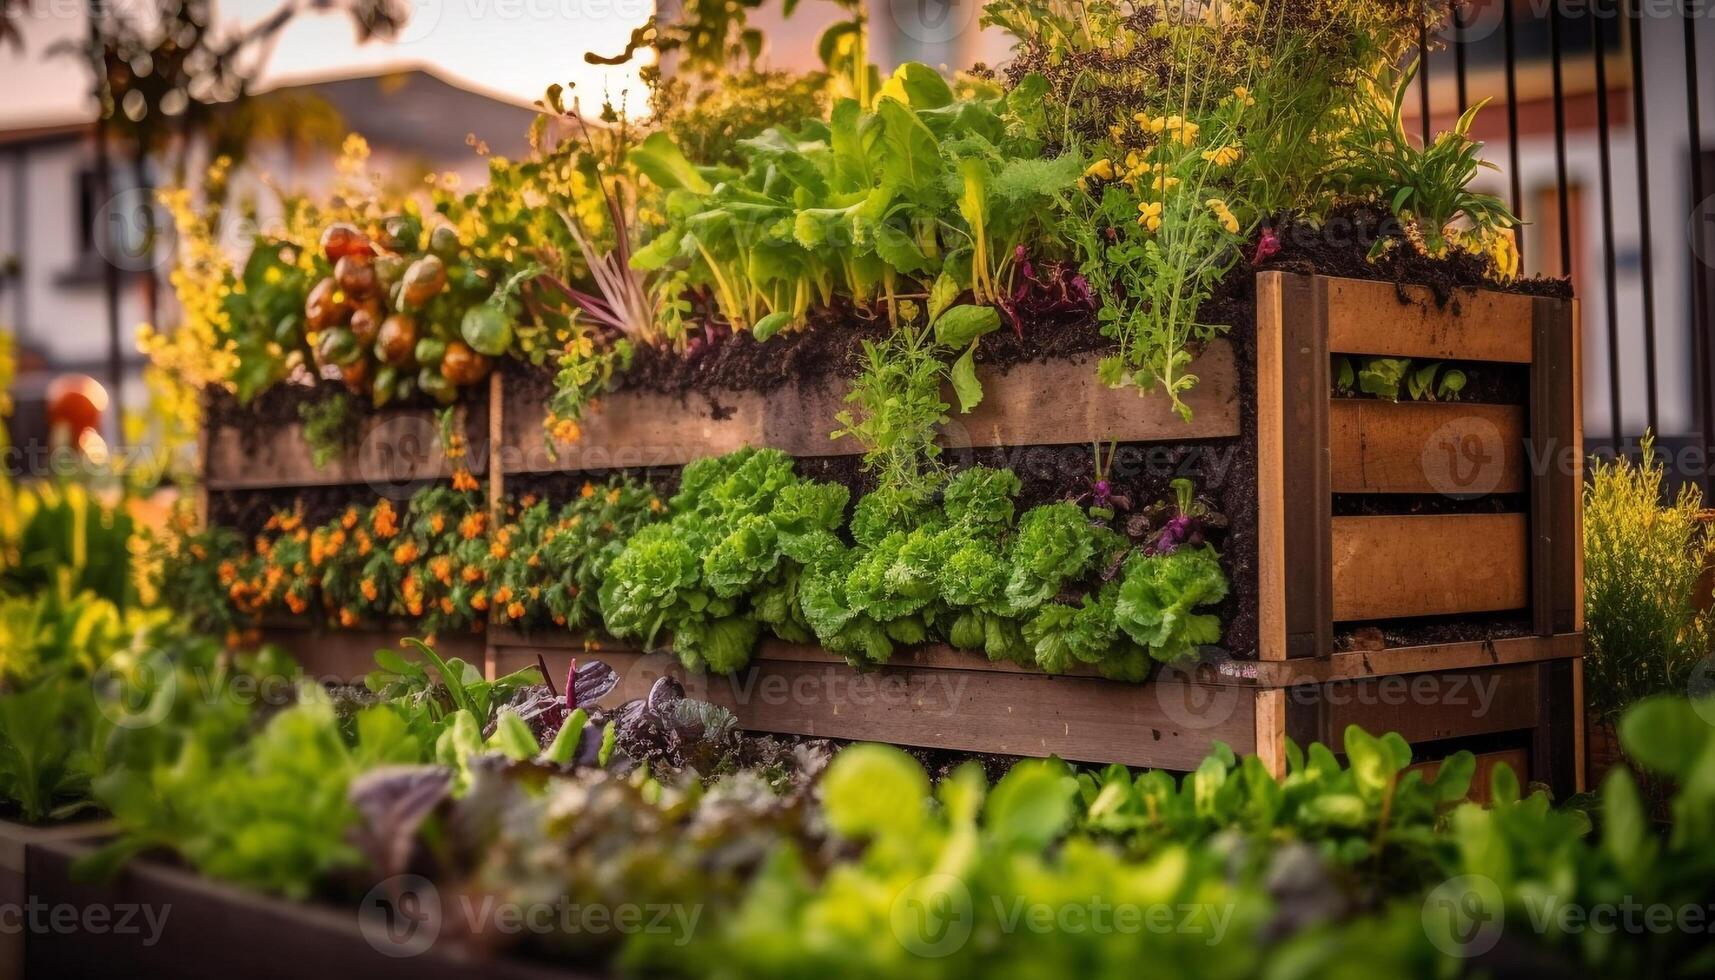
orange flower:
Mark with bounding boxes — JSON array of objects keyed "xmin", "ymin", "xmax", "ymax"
[
  {"xmin": 493, "ymin": 585, "xmax": 513, "ymax": 605},
  {"xmin": 452, "ymin": 469, "xmax": 480, "ymax": 492},
  {"xmin": 606, "ymin": 487, "xmax": 621, "ymax": 504},
  {"xmin": 489, "ymin": 540, "xmax": 509, "ymax": 561},
  {"xmin": 580, "ymin": 482, "xmax": 595, "ymax": 499},
  {"xmin": 521, "ymin": 494, "xmax": 539, "ymax": 508},
  {"xmin": 458, "ymin": 512, "xmax": 486, "ymax": 540},
  {"xmin": 440, "ymin": 597, "xmax": 456, "ymax": 615},
  {"xmin": 507, "ymin": 601, "xmax": 526, "ymax": 620},
  {"xmin": 373, "ymin": 500, "xmax": 399, "ymax": 539},
  {"xmin": 361, "ymin": 578, "xmax": 379, "ymax": 602},
  {"xmin": 341, "ymin": 508, "xmax": 359, "ymax": 530},
  {"xmin": 552, "ymin": 417, "xmax": 582, "ymax": 444},
  {"xmin": 471, "ymin": 591, "xmax": 489, "ymax": 611},
  {"xmin": 429, "ymin": 513, "xmax": 446, "ymax": 536},
  {"xmin": 462, "ymin": 564, "xmax": 483, "ymax": 584},
  {"xmin": 338, "ymin": 608, "xmax": 360, "ymax": 628},
  {"xmin": 393, "ymin": 541, "xmax": 420, "ymax": 565},
  {"xmin": 356, "ymin": 530, "xmax": 373, "ymax": 556},
  {"xmin": 430, "ymin": 555, "xmax": 454, "ymax": 585},
  {"xmin": 217, "ymin": 560, "xmax": 238, "ymax": 584},
  {"xmin": 285, "ymin": 593, "xmax": 308, "ymax": 614}
]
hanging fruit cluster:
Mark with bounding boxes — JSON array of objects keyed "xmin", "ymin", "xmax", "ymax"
[{"xmin": 306, "ymin": 216, "xmax": 518, "ymax": 405}]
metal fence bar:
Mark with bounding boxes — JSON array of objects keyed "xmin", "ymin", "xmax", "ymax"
[
  {"xmin": 1503, "ymin": 0, "xmax": 1525, "ymax": 271},
  {"xmin": 1591, "ymin": 1, "xmax": 1623, "ymax": 444},
  {"xmin": 1685, "ymin": 8, "xmax": 1713, "ymax": 475},
  {"xmin": 1621, "ymin": 0, "xmax": 1662, "ymax": 434},
  {"xmin": 1548, "ymin": 5, "xmax": 1574, "ymax": 278}
]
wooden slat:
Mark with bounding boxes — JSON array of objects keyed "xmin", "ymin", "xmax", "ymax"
[
  {"xmin": 1255, "ymin": 689, "xmax": 1287, "ymax": 778},
  {"xmin": 1322, "ymin": 276, "xmax": 1535, "ymax": 362},
  {"xmin": 1331, "ymin": 513, "xmax": 1529, "ymax": 621},
  {"xmin": 1530, "ymin": 296, "xmax": 1583, "ymax": 635},
  {"xmin": 1233, "ymin": 632, "xmax": 1583, "ymax": 688},
  {"xmin": 1312, "ymin": 663, "xmax": 1543, "ymax": 744},
  {"xmin": 206, "ymin": 405, "xmax": 480, "ymax": 491},
  {"xmin": 496, "ymin": 645, "xmax": 1257, "ymax": 771},
  {"xmin": 502, "ymin": 345, "xmax": 1240, "ymax": 474},
  {"xmin": 259, "ymin": 626, "xmax": 485, "ymax": 682},
  {"xmin": 1255, "ymin": 272, "xmax": 1332, "ymax": 660},
  {"xmin": 1329, "ymin": 401, "xmax": 1525, "ymax": 494}
]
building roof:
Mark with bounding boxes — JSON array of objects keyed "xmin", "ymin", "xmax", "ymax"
[{"xmin": 0, "ymin": 64, "xmax": 542, "ymax": 160}]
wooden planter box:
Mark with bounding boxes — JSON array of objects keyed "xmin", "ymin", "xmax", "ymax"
[
  {"xmin": 202, "ymin": 392, "xmax": 489, "ymax": 492},
  {"xmin": 203, "ymin": 271, "xmax": 1586, "ymax": 790},
  {"xmin": 256, "ymin": 623, "xmax": 487, "ymax": 683},
  {"xmin": 0, "ymin": 819, "xmax": 111, "ymax": 980},
  {"xmin": 18, "ymin": 835, "xmax": 588, "ymax": 980}
]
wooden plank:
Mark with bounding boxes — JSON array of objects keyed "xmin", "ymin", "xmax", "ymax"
[
  {"xmin": 1235, "ymin": 632, "xmax": 1583, "ymax": 688},
  {"xmin": 1254, "ymin": 690, "xmax": 1287, "ymax": 778},
  {"xmin": 1329, "ymin": 401, "xmax": 1525, "ymax": 495},
  {"xmin": 206, "ymin": 405, "xmax": 481, "ymax": 491},
  {"xmin": 501, "ymin": 345, "xmax": 1240, "ymax": 474},
  {"xmin": 1408, "ymin": 748, "xmax": 1531, "ymax": 804},
  {"xmin": 1530, "ymin": 296, "xmax": 1583, "ymax": 635},
  {"xmin": 25, "ymin": 838, "xmax": 582, "ymax": 980},
  {"xmin": 259, "ymin": 626, "xmax": 485, "ymax": 682},
  {"xmin": 498, "ymin": 645, "xmax": 1257, "ymax": 771},
  {"xmin": 1309, "ymin": 663, "xmax": 1543, "ymax": 744},
  {"xmin": 1322, "ymin": 275, "xmax": 1535, "ymax": 362},
  {"xmin": 0, "ymin": 821, "xmax": 113, "ymax": 980},
  {"xmin": 1332, "ymin": 513, "xmax": 1529, "ymax": 621},
  {"xmin": 1255, "ymin": 272, "xmax": 1332, "ymax": 660}
]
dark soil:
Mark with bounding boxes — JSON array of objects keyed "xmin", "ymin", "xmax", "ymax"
[
  {"xmin": 1330, "ymin": 359, "xmax": 1528, "ymax": 405},
  {"xmin": 1333, "ymin": 493, "xmax": 1527, "ymax": 517},
  {"xmin": 1333, "ymin": 611, "xmax": 1536, "ymax": 652},
  {"xmin": 1257, "ymin": 202, "xmax": 1572, "ymax": 303}
]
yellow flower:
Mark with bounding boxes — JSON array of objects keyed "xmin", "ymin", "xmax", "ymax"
[
  {"xmin": 1177, "ymin": 120, "xmax": 1200, "ymax": 146},
  {"xmin": 1134, "ymin": 112, "xmax": 1166, "ymax": 134},
  {"xmin": 1083, "ymin": 158, "xmax": 1116, "ymax": 182},
  {"xmin": 1201, "ymin": 145, "xmax": 1243, "ymax": 167},
  {"xmin": 1232, "ymin": 86, "xmax": 1256, "ymax": 107},
  {"xmin": 1206, "ymin": 198, "xmax": 1240, "ymax": 234},
  {"xmin": 1137, "ymin": 200, "xmax": 1163, "ymax": 232},
  {"xmin": 1151, "ymin": 175, "xmax": 1180, "ymax": 192}
]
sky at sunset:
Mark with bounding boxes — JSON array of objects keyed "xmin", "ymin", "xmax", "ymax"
[{"xmin": 0, "ymin": 0, "xmax": 653, "ymax": 128}]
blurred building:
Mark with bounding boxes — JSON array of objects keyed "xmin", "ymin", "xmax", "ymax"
[{"xmin": 0, "ymin": 66, "xmax": 539, "ymax": 458}]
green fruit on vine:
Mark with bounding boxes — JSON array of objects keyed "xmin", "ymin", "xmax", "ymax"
[
  {"xmin": 376, "ymin": 214, "xmax": 422, "ymax": 253},
  {"xmin": 460, "ymin": 305, "xmax": 514, "ymax": 357},
  {"xmin": 318, "ymin": 326, "xmax": 363, "ymax": 367},
  {"xmin": 414, "ymin": 337, "xmax": 448, "ymax": 366},
  {"xmin": 418, "ymin": 367, "xmax": 457, "ymax": 404},
  {"xmin": 373, "ymin": 365, "xmax": 398, "ymax": 407},
  {"xmin": 428, "ymin": 225, "xmax": 462, "ymax": 261},
  {"xmin": 374, "ymin": 253, "xmax": 406, "ymax": 288}
]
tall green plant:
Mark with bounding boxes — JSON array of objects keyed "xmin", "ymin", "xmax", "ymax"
[{"xmin": 1583, "ymin": 434, "xmax": 1715, "ymax": 720}]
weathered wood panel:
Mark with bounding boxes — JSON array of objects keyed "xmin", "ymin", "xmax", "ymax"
[
  {"xmin": 495, "ymin": 642, "xmax": 1256, "ymax": 771},
  {"xmin": 1322, "ymin": 276, "xmax": 1536, "ymax": 363},
  {"xmin": 259, "ymin": 626, "xmax": 485, "ymax": 683},
  {"xmin": 206, "ymin": 401, "xmax": 485, "ymax": 491},
  {"xmin": 1331, "ymin": 513, "xmax": 1529, "ymax": 621},
  {"xmin": 1408, "ymin": 748, "xmax": 1532, "ymax": 804},
  {"xmin": 1329, "ymin": 400, "xmax": 1525, "ymax": 495},
  {"xmin": 1307, "ymin": 663, "xmax": 1543, "ymax": 745},
  {"xmin": 500, "ymin": 344, "xmax": 1240, "ymax": 474},
  {"xmin": 1255, "ymin": 272, "xmax": 1332, "ymax": 660}
]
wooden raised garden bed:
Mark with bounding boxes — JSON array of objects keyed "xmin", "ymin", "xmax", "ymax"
[
  {"xmin": 204, "ymin": 271, "xmax": 1585, "ymax": 791},
  {"xmin": 16, "ymin": 833, "xmax": 581, "ymax": 980}
]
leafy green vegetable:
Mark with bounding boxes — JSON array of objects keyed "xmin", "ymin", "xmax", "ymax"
[{"xmin": 1113, "ymin": 547, "xmax": 1229, "ymax": 663}]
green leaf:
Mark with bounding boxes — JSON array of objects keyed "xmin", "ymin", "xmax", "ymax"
[
  {"xmin": 934, "ymin": 304, "xmax": 1000, "ymax": 348},
  {"xmin": 489, "ymin": 709, "xmax": 538, "ymax": 761},
  {"xmin": 875, "ymin": 98, "xmax": 945, "ymax": 202},
  {"xmin": 877, "ymin": 62, "xmax": 954, "ymax": 109},
  {"xmin": 751, "ymin": 311, "xmax": 792, "ymax": 342},
  {"xmin": 820, "ymin": 743, "xmax": 929, "ymax": 838},
  {"xmin": 984, "ymin": 759, "xmax": 1075, "ymax": 848},
  {"xmin": 628, "ymin": 132, "xmax": 713, "ymax": 194},
  {"xmin": 928, "ymin": 271, "xmax": 961, "ymax": 322},
  {"xmin": 541, "ymin": 708, "xmax": 588, "ymax": 765},
  {"xmin": 950, "ymin": 343, "xmax": 983, "ymax": 414},
  {"xmin": 1619, "ymin": 696, "xmax": 1711, "ymax": 778}
]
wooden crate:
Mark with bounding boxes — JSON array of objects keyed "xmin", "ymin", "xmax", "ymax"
[
  {"xmin": 21, "ymin": 835, "xmax": 584, "ymax": 980},
  {"xmin": 258, "ymin": 624, "xmax": 487, "ymax": 683},
  {"xmin": 200, "ymin": 271, "xmax": 1585, "ymax": 790},
  {"xmin": 0, "ymin": 820, "xmax": 111, "ymax": 980}
]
